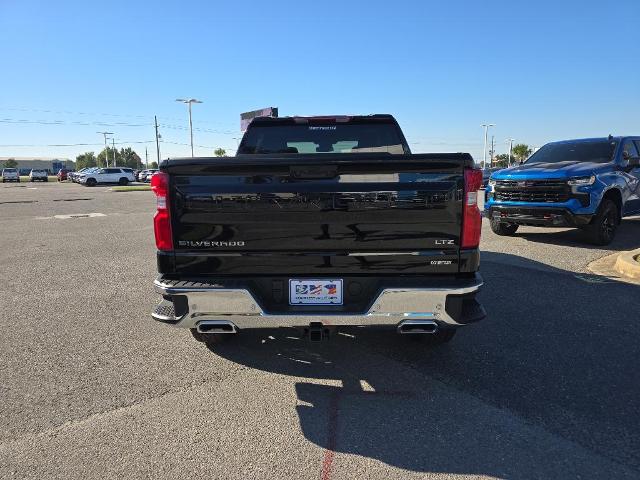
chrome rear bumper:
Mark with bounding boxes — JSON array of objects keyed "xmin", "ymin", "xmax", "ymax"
[{"xmin": 152, "ymin": 275, "xmax": 484, "ymax": 330}]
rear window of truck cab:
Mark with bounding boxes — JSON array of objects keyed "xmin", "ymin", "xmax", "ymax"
[{"xmin": 239, "ymin": 122, "xmax": 407, "ymax": 155}]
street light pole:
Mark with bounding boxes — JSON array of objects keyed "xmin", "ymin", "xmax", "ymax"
[
  {"xmin": 97, "ymin": 131, "xmax": 114, "ymax": 167},
  {"xmin": 112, "ymin": 138, "xmax": 116, "ymax": 166},
  {"xmin": 481, "ymin": 124, "xmax": 495, "ymax": 171},
  {"xmin": 506, "ymin": 138, "xmax": 515, "ymax": 167},
  {"xmin": 176, "ymin": 98, "xmax": 203, "ymax": 157}
]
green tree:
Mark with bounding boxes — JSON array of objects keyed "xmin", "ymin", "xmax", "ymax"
[
  {"xmin": 119, "ymin": 147, "xmax": 142, "ymax": 168},
  {"xmin": 493, "ymin": 154, "xmax": 511, "ymax": 168},
  {"xmin": 214, "ymin": 148, "xmax": 227, "ymax": 157},
  {"xmin": 512, "ymin": 144, "xmax": 532, "ymax": 164},
  {"xmin": 75, "ymin": 152, "xmax": 97, "ymax": 170},
  {"xmin": 97, "ymin": 147, "xmax": 122, "ymax": 167},
  {"xmin": 3, "ymin": 158, "xmax": 18, "ymax": 168},
  {"xmin": 150, "ymin": 161, "xmax": 158, "ymax": 169}
]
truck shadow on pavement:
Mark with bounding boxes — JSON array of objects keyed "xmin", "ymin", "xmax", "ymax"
[
  {"xmin": 203, "ymin": 251, "xmax": 640, "ymax": 478},
  {"xmin": 507, "ymin": 216, "xmax": 640, "ymax": 250}
]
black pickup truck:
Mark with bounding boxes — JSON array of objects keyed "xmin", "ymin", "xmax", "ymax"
[{"xmin": 151, "ymin": 114, "xmax": 485, "ymax": 345}]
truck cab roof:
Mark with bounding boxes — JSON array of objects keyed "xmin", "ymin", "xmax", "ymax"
[{"xmin": 249, "ymin": 114, "xmax": 398, "ymax": 125}]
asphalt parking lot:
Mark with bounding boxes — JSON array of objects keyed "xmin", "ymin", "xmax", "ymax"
[{"xmin": 1, "ymin": 181, "xmax": 639, "ymax": 480}]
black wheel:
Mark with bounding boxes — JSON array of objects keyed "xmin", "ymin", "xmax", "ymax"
[
  {"xmin": 190, "ymin": 328, "xmax": 232, "ymax": 346},
  {"xmin": 16, "ymin": 178, "xmax": 20, "ymax": 183},
  {"xmin": 118, "ymin": 177, "xmax": 128, "ymax": 186},
  {"xmin": 44, "ymin": 178, "xmax": 48, "ymax": 182},
  {"xmin": 583, "ymin": 199, "xmax": 619, "ymax": 246},
  {"xmin": 408, "ymin": 329, "xmax": 457, "ymax": 345},
  {"xmin": 86, "ymin": 178, "xmax": 97, "ymax": 187},
  {"xmin": 427, "ymin": 329, "xmax": 456, "ymax": 345},
  {"xmin": 490, "ymin": 217, "xmax": 519, "ymax": 236}
]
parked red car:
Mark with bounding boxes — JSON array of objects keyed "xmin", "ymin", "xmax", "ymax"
[{"xmin": 57, "ymin": 169, "xmax": 68, "ymax": 181}]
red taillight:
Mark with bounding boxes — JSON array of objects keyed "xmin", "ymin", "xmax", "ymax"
[
  {"xmin": 461, "ymin": 168, "xmax": 483, "ymax": 249},
  {"xmin": 151, "ymin": 171, "xmax": 173, "ymax": 251}
]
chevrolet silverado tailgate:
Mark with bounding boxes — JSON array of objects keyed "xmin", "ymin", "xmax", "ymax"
[{"xmin": 161, "ymin": 153, "xmax": 473, "ymax": 275}]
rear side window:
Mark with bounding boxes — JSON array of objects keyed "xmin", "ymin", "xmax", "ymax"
[
  {"xmin": 105, "ymin": 168, "xmax": 120, "ymax": 174},
  {"xmin": 633, "ymin": 140, "xmax": 640, "ymax": 157},
  {"xmin": 622, "ymin": 140, "xmax": 639, "ymax": 162}
]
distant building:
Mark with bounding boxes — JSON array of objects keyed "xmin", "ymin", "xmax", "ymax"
[{"xmin": 0, "ymin": 157, "xmax": 75, "ymax": 174}]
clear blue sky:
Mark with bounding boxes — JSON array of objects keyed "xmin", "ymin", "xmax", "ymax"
[{"xmin": 1, "ymin": 0, "xmax": 638, "ymax": 162}]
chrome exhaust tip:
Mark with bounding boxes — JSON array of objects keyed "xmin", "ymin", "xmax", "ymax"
[
  {"xmin": 397, "ymin": 320, "xmax": 438, "ymax": 334},
  {"xmin": 196, "ymin": 321, "xmax": 238, "ymax": 334}
]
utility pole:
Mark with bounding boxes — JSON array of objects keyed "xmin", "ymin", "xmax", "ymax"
[
  {"xmin": 145, "ymin": 147, "xmax": 149, "ymax": 169},
  {"xmin": 481, "ymin": 124, "xmax": 495, "ymax": 171},
  {"xmin": 112, "ymin": 138, "xmax": 116, "ymax": 167},
  {"xmin": 154, "ymin": 116, "xmax": 161, "ymax": 165},
  {"xmin": 97, "ymin": 131, "xmax": 114, "ymax": 167},
  {"xmin": 176, "ymin": 98, "xmax": 203, "ymax": 157},
  {"xmin": 490, "ymin": 135, "xmax": 495, "ymax": 168},
  {"xmin": 506, "ymin": 138, "xmax": 515, "ymax": 166}
]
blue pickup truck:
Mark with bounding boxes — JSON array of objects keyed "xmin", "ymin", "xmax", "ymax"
[{"xmin": 485, "ymin": 136, "xmax": 640, "ymax": 245}]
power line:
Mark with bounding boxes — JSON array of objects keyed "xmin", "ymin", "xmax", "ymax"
[
  {"xmin": 0, "ymin": 118, "xmax": 151, "ymax": 127},
  {"xmin": 0, "ymin": 106, "xmax": 238, "ymax": 127},
  {"xmin": 0, "ymin": 118, "xmax": 237, "ymax": 135},
  {"xmin": 0, "ymin": 106, "xmax": 150, "ymax": 119},
  {"xmin": 0, "ymin": 140, "xmax": 156, "ymax": 147},
  {"xmin": 158, "ymin": 123, "xmax": 236, "ymax": 135}
]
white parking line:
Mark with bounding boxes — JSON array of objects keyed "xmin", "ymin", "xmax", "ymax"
[{"xmin": 36, "ymin": 213, "xmax": 107, "ymax": 220}]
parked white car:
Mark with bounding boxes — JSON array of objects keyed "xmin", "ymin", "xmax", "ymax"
[
  {"xmin": 79, "ymin": 167, "xmax": 136, "ymax": 187},
  {"xmin": 29, "ymin": 169, "xmax": 49, "ymax": 182},
  {"xmin": 139, "ymin": 169, "xmax": 158, "ymax": 182},
  {"xmin": 1, "ymin": 168, "xmax": 20, "ymax": 183}
]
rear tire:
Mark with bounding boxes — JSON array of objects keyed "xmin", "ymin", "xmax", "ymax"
[
  {"xmin": 410, "ymin": 329, "xmax": 457, "ymax": 346},
  {"xmin": 118, "ymin": 177, "xmax": 128, "ymax": 186},
  {"xmin": 490, "ymin": 218, "xmax": 519, "ymax": 236},
  {"xmin": 190, "ymin": 328, "xmax": 231, "ymax": 346},
  {"xmin": 583, "ymin": 199, "xmax": 618, "ymax": 246},
  {"xmin": 429, "ymin": 329, "xmax": 456, "ymax": 345}
]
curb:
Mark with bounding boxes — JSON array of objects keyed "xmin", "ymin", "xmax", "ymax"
[
  {"xmin": 110, "ymin": 186, "xmax": 152, "ymax": 192},
  {"xmin": 614, "ymin": 248, "xmax": 640, "ymax": 280}
]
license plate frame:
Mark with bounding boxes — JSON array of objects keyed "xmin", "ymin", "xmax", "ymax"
[{"xmin": 289, "ymin": 279, "xmax": 343, "ymax": 305}]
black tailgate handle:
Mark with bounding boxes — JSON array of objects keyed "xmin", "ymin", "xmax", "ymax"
[{"xmin": 289, "ymin": 165, "xmax": 338, "ymax": 180}]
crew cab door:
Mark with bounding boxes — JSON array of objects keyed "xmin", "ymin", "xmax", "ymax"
[{"xmin": 621, "ymin": 140, "xmax": 640, "ymax": 215}]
